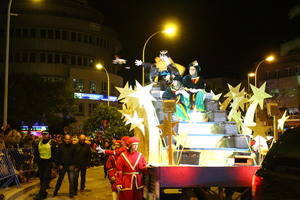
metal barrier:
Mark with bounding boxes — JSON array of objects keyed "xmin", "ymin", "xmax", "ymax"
[
  {"xmin": 0, "ymin": 148, "xmax": 36, "ymax": 188},
  {"xmin": 0, "ymin": 149, "xmax": 20, "ymax": 188}
]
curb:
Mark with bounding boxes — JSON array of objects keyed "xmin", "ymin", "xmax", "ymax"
[{"xmin": 2, "ymin": 180, "xmax": 40, "ymax": 200}]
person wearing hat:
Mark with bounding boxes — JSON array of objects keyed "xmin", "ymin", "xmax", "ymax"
[
  {"xmin": 162, "ymin": 76, "xmax": 190, "ymax": 121},
  {"xmin": 105, "ymin": 140, "xmax": 122, "ymax": 200},
  {"xmin": 33, "ymin": 132, "xmax": 56, "ymax": 200},
  {"xmin": 115, "ymin": 137, "xmax": 147, "ymax": 200},
  {"xmin": 182, "ymin": 60, "xmax": 206, "ymax": 112}
]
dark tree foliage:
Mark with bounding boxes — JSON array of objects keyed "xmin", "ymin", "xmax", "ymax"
[
  {"xmin": 0, "ymin": 73, "xmax": 76, "ymax": 133},
  {"xmin": 83, "ymin": 103, "xmax": 133, "ymax": 139}
]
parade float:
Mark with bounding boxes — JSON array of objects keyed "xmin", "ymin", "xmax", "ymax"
[{"xmin": 115, "ymin": 52, "xmax": 290, "ymax": 200}]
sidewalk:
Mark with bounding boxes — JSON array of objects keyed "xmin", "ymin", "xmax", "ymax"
[{"xmin": 2, "ymin": 166, "xmax": 112, "ymax": 200}]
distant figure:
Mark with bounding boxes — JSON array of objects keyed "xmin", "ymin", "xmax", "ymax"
[
  {"xmin": 33, "ymin": 132, "xmax": 55, "ymax": 200},
  {"xmin": 116, "ymin": 137, "xmax": 147, "ymax": 200},
  {"xmin": 73, "ymin": 134, "xmax": 91, "ymax": 194},
  {"xmin": 53, "ymin": 134, "xmax": 76, "ymax": 198}
]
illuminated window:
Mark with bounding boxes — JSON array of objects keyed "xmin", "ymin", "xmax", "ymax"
[
  {"xmin": 73, "ymin": 79, "xmax": 84, "ymax": 92},
  {"xmin": 89, "ymin": 81, "xmax": 97, "ymax": 93}
]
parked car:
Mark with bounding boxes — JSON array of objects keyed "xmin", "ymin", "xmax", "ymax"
[{"xmin": 252, "ymin": 127, "xmax": 300, "ymax": 200}]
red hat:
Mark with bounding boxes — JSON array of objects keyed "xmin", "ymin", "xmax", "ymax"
[
  {"xmin": 121, "ymin": 136, "xmax": 130, "ymax": 142},
  {"xmin": 126, "ymin": 137, "xmax": 140, "ymax": 146},
  {"xmin": 114, "ymin": 140, "xmax": 122, "ymax": 144}
]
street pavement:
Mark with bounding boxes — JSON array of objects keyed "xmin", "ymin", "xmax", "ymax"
[{"xmin": 16, "ymin": 166, "xmax": 112, "ymax": 200}]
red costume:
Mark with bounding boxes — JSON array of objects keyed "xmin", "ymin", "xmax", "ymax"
[
  {"xmin": 104, "ymin": 136, "xmax": 129, "ymax": 156},
  {"xmin": 116, "ymin": 137, "xmax": 147, "ymax": 200},
  {"xmin": 106, "ymin": 140, "xmax": 122, "ymax": 191}
]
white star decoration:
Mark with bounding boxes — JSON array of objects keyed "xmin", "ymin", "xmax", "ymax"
[
  {"xmin": 123, "ymin": 111, "xmax": 145, "ymax": 133},
  {"xmin": 128, "ymin": 81, "xmax": 156, "ymax": 108},
  {"xmin": 278, "ymin": 110, "xmax": 289, "ymax": 130},
  {"xmin": 249, "ymin": 82, "xmax": 272, "ymax": 110}
]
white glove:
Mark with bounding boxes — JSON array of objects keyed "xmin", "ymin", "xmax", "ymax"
[
  {"xmin": 96, "ymin": 145, "xmax": 104, "ymax": 154},
  {"xmin": 135, "ymin": 60, "xmax": 143, "ymax": 66}
]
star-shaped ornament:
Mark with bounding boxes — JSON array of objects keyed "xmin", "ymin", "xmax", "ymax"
[
  {"xmin": 248, "ymin": 122, "xmax": 271, "ymax": 139},
  {"xmin": 278, "ymin": 110, "xmax": 289, "ymax": 130},
  {"xmin": 116, "ymin": 82, "xmax": 133, "ymax": 100},
  {"xmin": 157, "ymin": 116, "xmax": 178, "ymax": 137},
  {"xmin": 225, "ymin": 83, "xmax": 242, "ymax": 98},
  {"xmin": 128, "ymin": 81, "xmax": 156, "ymax": 108},
  {"xmin": 210, "ymin": 90, "xmax": 222, "ymax": 101},
  {"xmin": 249, "ymin": 82, "xmax": 272, "ymax": 110},
  {"xmin": 123, "ymin": 111, "xmax": 145, "ymax": 133}
]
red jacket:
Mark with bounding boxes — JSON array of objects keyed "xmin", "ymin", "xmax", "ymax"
[
  {"xmin": 105, "ymin": 146, "xmax": 127, "ymax": 156},
  {"xmin": 116, "ymin": 151, "xmax": 147, "ymax": 191}
]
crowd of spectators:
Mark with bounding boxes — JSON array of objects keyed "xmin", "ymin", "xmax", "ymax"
[{"xmin": 0, "ymin": 125, "xmax": 117, "ymax": 188}]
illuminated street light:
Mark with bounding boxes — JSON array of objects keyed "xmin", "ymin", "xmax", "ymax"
[
  {"xmin": 254, "ymin": 55, "xmax": 275, "ymax": 87},
  {"xmin": 96, "ymin": 63, "xmax": 110, "ymax": 106},
  {"xmin": 3, "ymin": 0, "xmax": 42, "ymax": 127},
  {"xmin": 142, "ymin": 23, "xmax": 178, "ymax": 86}
]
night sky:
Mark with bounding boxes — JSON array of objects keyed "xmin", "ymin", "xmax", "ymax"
[{"xmin": 91, "ymin": 0, "xmax": 299, "ymax": 83}]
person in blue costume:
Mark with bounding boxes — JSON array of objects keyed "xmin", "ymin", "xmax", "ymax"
[
  {"xmin": 182, "ymin": 60, "xmax": 206, "ymax": 112},
  {"xmin": 162, "ymin": 76, "xmax": 190, "ymax": 121}
]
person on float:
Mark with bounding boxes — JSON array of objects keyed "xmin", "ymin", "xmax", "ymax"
[
  {"xmin": 96, "ymin": 136, "xmax": 129, "ymax": 156},
  {"xmin": 115, "ymin": 137, "xmax": 147, "ymax": 200},
  {"xmin": 105, "ymin": 140, "xmax": 122, "ymax": 200},
  {"xmin": 182, "ymin": 60, "xmax": 206, "ymax": 112}
]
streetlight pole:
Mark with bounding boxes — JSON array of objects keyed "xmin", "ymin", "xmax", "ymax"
[
  {"xmin": 254, "ymin": 60, "xmax": 265, "ymax": 88},
  {"xmin": 142, "ymin": 31, "xmax": 160, "ymax": 86},
  {"xmin": 3, "ymin": 0, "xmax": 13, "ymax": 126},
  {"xmin": 96, "ymin": 64, "xmax": 110, "ymax": 106}
]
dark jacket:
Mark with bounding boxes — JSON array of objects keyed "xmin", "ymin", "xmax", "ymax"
[
  {"xmin": 73, "ymin": 142, "xmax": 91, "ymax": 167},
  {"xmin": 56, "ymin": 142, "xmax": 75, "ymax": 166},
  {"xmin": 182, "ymin": 75, "xmax": 205, "ymax": 89}
]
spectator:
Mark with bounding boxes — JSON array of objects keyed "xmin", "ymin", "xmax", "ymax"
[
  {"xmin": 73, "ymin": 134, "xmax": 91, "ymax": 194},
  {"xmin": 53, "ymin": 134, "xmax": 76, "ymax": 198}
]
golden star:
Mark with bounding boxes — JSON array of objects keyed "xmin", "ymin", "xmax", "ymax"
[
  {"xmin": 277, "ymin": 110, "xmax": 289, "ymax": 130},
  {"xmin": 225, "ymin": 83, "xmax": 242, "ymax": 98},
  {"xmin": 116, "ymin": 82, "xmax": 133, "ymax": 100},
  {"xmin": 248, "ymin": 122, "xmax": 272, "ymax": 139},
  {"xmin": 249, "ymin": 82, "xmax": 272, "ymax": 110},
  {"xmin": 128, "ymin": 81, "xmax": 156, "ymax": 108},
  {"xmin": 157, "ymin": 116, "xmax": 178, "ymax": 137},
  {"xmin": 123, "ymin": 111, "xmax": 144, "ymax": 133}
]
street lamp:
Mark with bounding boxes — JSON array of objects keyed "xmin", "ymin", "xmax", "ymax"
[
  {"xmin": 254, "ymin": 55, "xmax": 275, "ymax": 87},
  {"xmin": 96, "ymin": 63, "xmax": 110, "ymax": 106},
  {"xmin": 142, "ymin": 24, "xmax": 178, "ymax": 86},
  {"xmin": 3, "ymin": 0, "xmax": 41, "ymax": 126}
]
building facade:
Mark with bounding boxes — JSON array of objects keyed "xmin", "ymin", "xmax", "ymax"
[{"xmin": 0, "ymin": 0, "xmax": 123, "ymax": 128}]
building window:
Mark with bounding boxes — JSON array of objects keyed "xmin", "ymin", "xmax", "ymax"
[
  {"xmin": 71, "ymin": 32, "xmax": 76, "ymax": 41},
  {"xmin": 84, "ymin": 35, "xmax": 88, "ymax": 43},
  {"xmin": 71, "ymin": 56, "xmax": 76, "ymax": 65},
  {"xmin": 15, "ymin": 52, "xmax": 21, "ymax": 62},
  {"xmin": 62, "ymin": 55, "xmax": 68, "ymax": 64},
  {"xmin": 96, "ymin": 37, "xmax": 99, "ymax": 46},
  {"xmin": 77, "ymin": 103, "xmax": 84, "ymax": 115},
  {"xmin": 83, "ymin": 57, "xmax": 88, "ymax": 66},
  {"xmin": 40, "ymin": 53, "xmax": 46, "ymax": 63},
  {"xmin": 22, "ymin": 29, "xmax": 29, "ymax": 38},
  {"xmin": 30, "ymin": 28, "xmax": 36, "ymax": 38},
  {"xmin": 88, "ymin": 103, "xmax": 97, "ymax": 114},
  {"xmin": 40, "ymin": 29, "xmax": 46, "ymax": 38},
  {"xmin": 48, "ymin": 29, "xmax": 54, "ymax": 39},
  {"xmin": 78, "ymin": 33, "xmax": 82, "ymax": 42},
  {"xmin": 54, "ymin": 54, "xmax": 60, "ymax": 64},
  {"xmin": 55, "ymin": 30, "xmax": 60, "ymax": 40},
  {"xmin": 22, "ymin": 53, "xmax": 28, "ymax": 63},
  {"xmin": 89, "ymin": 81, "xmax": 97, "ymax": 93},
  {"xmin": 73, "ymin": 79, "xmax": 84, "ymax": 92},
  {"xmin": 62, "ymin": 30, "xmax": 68, "ymax": 40},
  {"xmin": 47, "ymin": 54, "xmax": 53, "ymax": 63},
  {"xmin": 29, "ymin": 53, "xmax": 36, "ymax": 62},
  {"xmin": 89, "ymin": 35, "xmax": 93, "ymax": 44},
  {"xmin": 77, "ymin": 56, "xmax": 82, "ymax": 65},
  {"xmin": 102, "ymin": 80, "xmax": 107, "ymax": 92}
]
